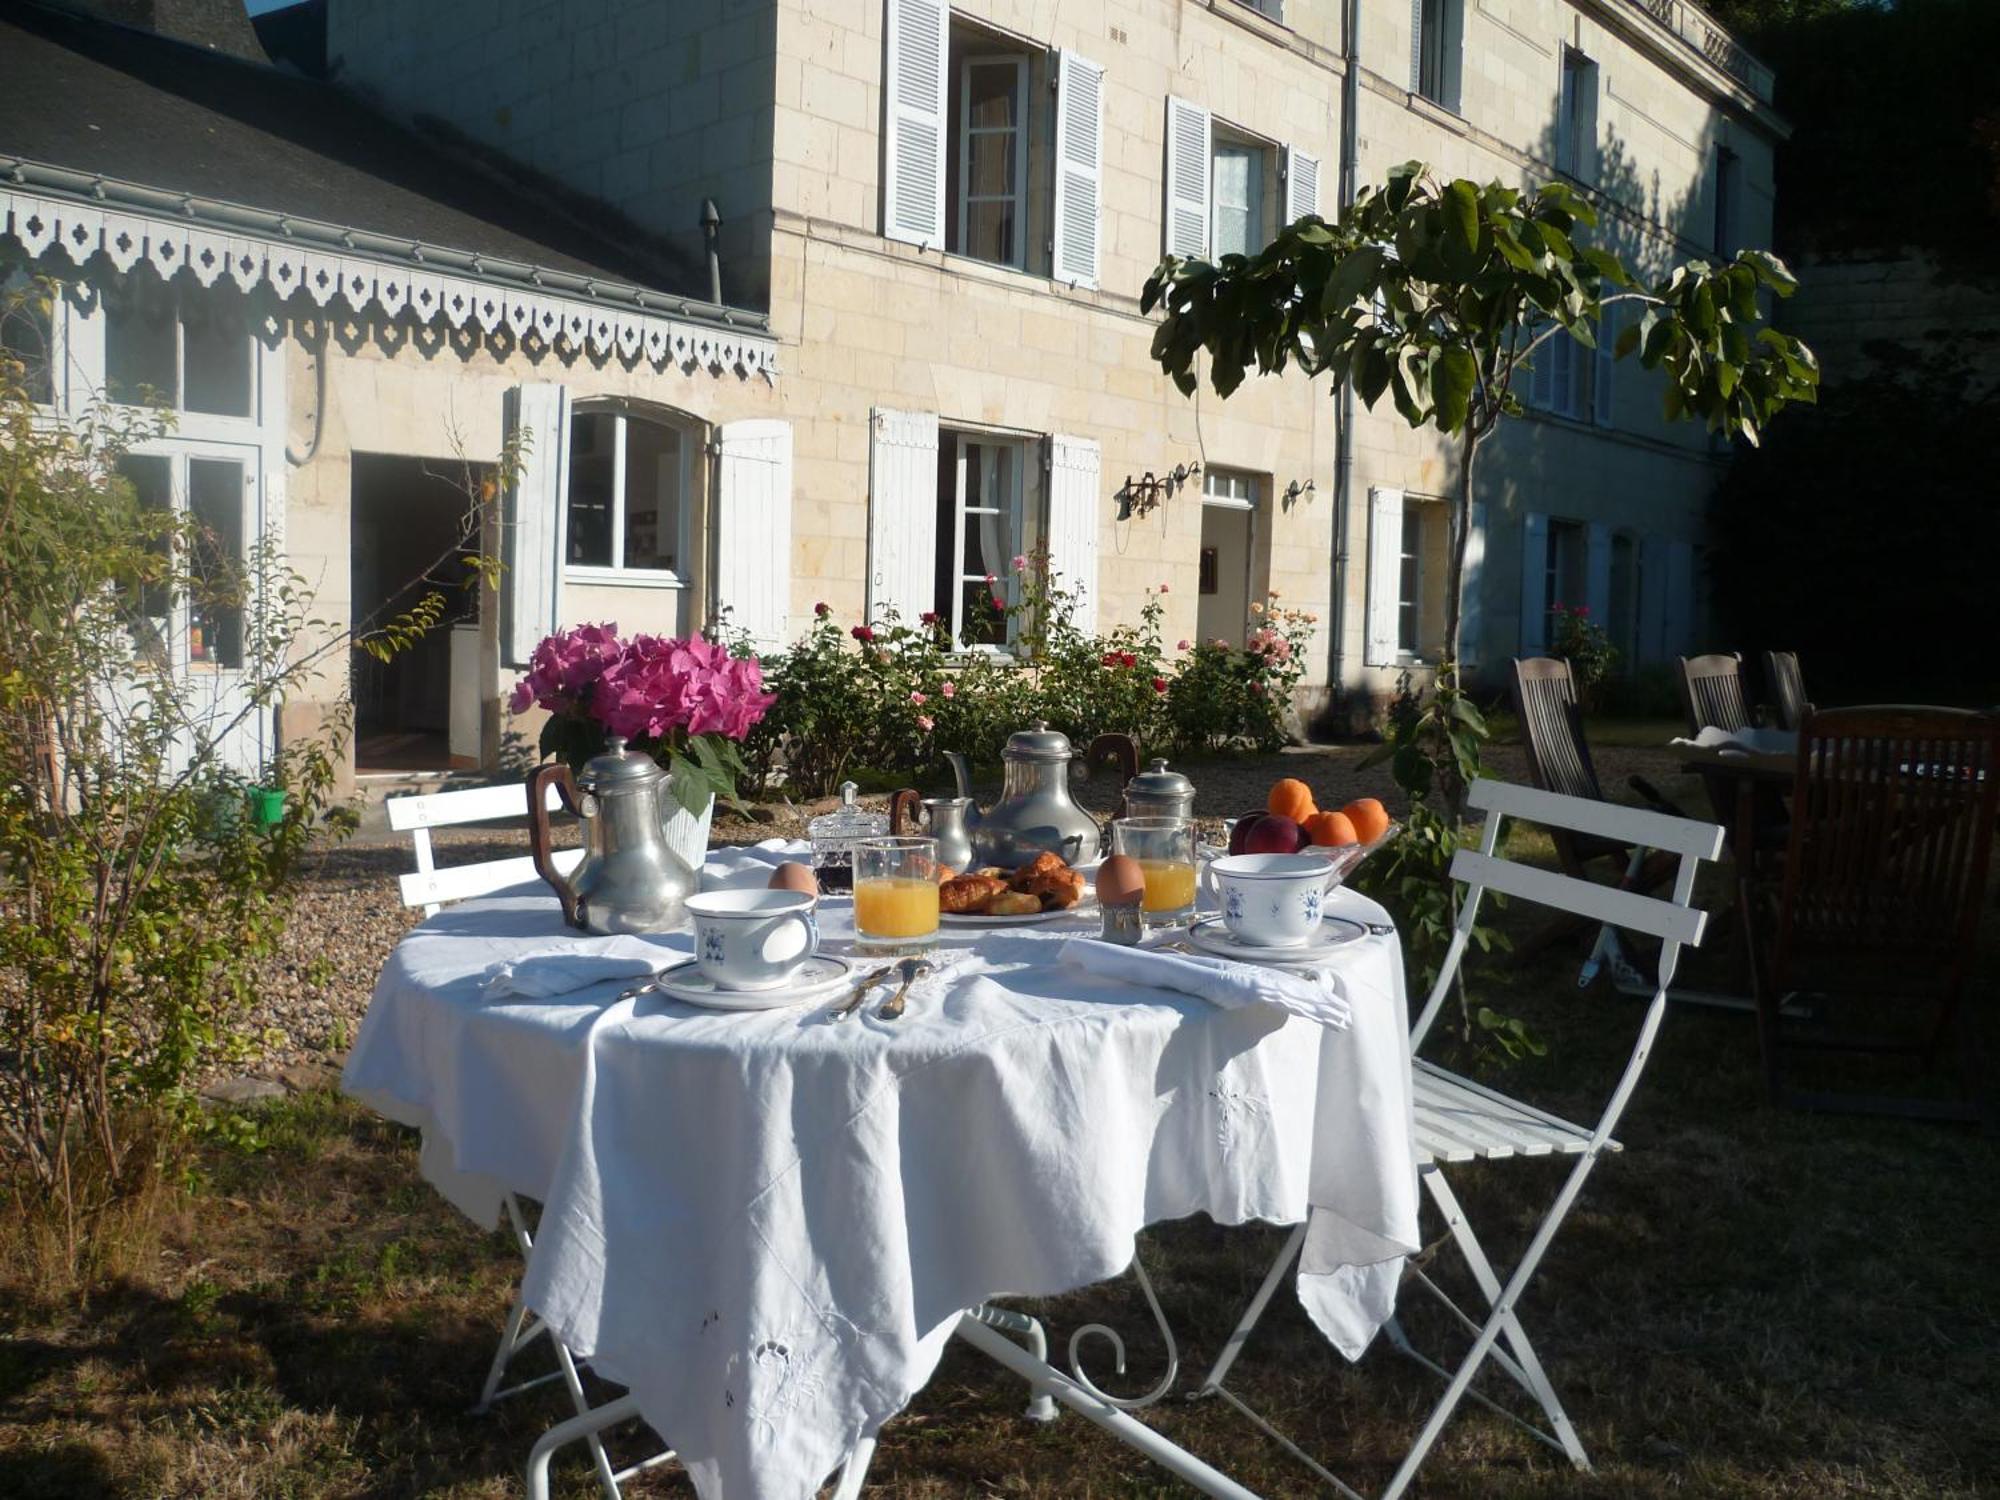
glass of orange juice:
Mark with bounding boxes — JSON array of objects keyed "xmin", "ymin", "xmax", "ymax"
[
  {"xmin": 1110, "ymin": 817, "xmax": 1198, "ymax": 926},
  {"xmin": 853, "ymin": 836, "xmax": 941, "ymax": 956}
]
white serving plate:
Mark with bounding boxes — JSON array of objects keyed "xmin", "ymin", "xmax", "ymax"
[
  {"xmin": 1187, "ymin": 913, "xmax": 1369, "ymax": 963},
  {"xmin": 940, "ymin": 899, "xmax": 1093, "ymax": 928},
  {"xmin": 650, "ymin": 955, "xmax": 854, "ymax": 1010}
]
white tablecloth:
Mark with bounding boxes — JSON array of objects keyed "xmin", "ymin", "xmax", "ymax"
[{"xmin": 344, "ymin": 856, "xmax": 1418, "ymax": 1500}]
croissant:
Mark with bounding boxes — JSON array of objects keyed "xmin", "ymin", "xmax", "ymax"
[{"xmin": 939, "ymin": 874, "xmax": 1008, "ymax": 914}]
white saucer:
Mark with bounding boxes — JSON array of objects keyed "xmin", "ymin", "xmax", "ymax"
[
  {"xmin": 651, "ymin": 955, "xmax": 854, "ymax": 1010},
  {"xmin": 1188, "ymin": 914, "xmax": 1369, "ymax": 964}
]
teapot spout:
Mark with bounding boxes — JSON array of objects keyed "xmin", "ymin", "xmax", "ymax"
[{"xmin": 942, "ymin": 750, "xmax": 980, "ymax": 820}]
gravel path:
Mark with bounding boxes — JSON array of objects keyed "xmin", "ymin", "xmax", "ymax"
[{"xmin": 240, "ymin": 743, "xmax": 1695, "ymax": 1074}]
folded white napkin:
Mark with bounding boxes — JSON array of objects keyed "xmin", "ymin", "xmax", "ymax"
[
  {"xmin": 479, "ymin": 943, "xmax": 667, "ymax": 1000},
  {"xmin": 1674, "ymin": 725, "xmax": 1798, "ymax": 756},
  {"xmin": 700, "ymin": 838, "xmax": 811, "ymax": 892},
  {"xmin": 1057, "ymin": 938, "xmax": 1351, "ymax": 1030}
]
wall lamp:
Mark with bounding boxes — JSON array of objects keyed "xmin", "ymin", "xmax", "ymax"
[{"xmin": 1116, "ymin": 461, "xmax": 1202, "ymax": 521}]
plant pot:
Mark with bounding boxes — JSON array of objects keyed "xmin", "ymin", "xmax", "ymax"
[
  {"xmin": 246, "ymin": 786, "xmax": 286, "ymax": 830},
  {"xmin": 661, "ymin": 791, "xmax": 716, "ymax": 880}
]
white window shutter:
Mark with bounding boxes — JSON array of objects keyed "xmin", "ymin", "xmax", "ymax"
[
  {"xmin": 1284, "ymin": 145, "xmax": 1320, "ymax": 225},
  {"xmin": 1409, "ymin": 0, "xmax": 1426, "ymax": 91},
  {"xmin": 1552, "ymin": 332, "xmax": 1575, "ymax": 417},
  {"xmin": 867, "ymin": 408, "xmax": 939, "ymax": 624},
  {"xmin": 1364, "ymin": 486, "xmax": 1405, "ymax": 667},
  {"xmin": 1518, "ymin": 510, "xmax": 1548, "ymax": 655},
  {"xmin": 1459, "ymin": 499, "xmax": 1486, "ymax": 667},
  {"xmin": 1637, "ymin": 536, "xmax": 1668, "ymax": 663},
  {"xmin": 1664, "ymin": 539, "xmax": 1695, "ymax": 655},
  {"xmin": 1046, "ymin": 435, "xmax": 1102, "ymax": 636},
  {"xmin": 715, "ymin": 420, "xmax": 793, "ymax": 652},
  {"xmin": 1528, "ymin": 324, "xmax": 1555, "ymax": 411},
  {"xmin": 501, "ymin": 382, "xmax": 570, "ymax": 667},
  {"xmin": 1584, "ymin": 521, "xmax": 1612, "ymax": 626},
  {"xmin": 1593, "ymin": 308, "xmax": 1615, "ymax": 427},
  {"xmin": 1052, "ymin": 51, "xmax": 1105, "ymax": 288},
  {"xmin": 883, "ymin": 0, "xmax": 948, "ymax": 248},
  {"xmin": 1164, "ymin": 96, "xmax": 1211, "ymax": 260}
]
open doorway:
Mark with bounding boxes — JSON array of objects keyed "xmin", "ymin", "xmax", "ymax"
[
  {"xmin": 351, "ymin": 454, "xmax": 484, "ymax": 772},
  {"xmin": 1197, "ymin": 469, "xmax": 1259, "ymax": 647}
]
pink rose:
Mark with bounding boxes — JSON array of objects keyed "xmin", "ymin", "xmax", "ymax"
[
  {"xmin": 1012, "ymin": 554, "xmax": 1027, "ymax": 572},
  {"xmin": 1177, "ymin": 639, "xmax": 1190, "ymax": 651},
  {"xmin": 1158, "ymin": 582, "xmax": 1170, "ymax": 594},
  {"xmin": 909, "ymin": 690, "xmax": 927, "ymax": 706},
  {"xmin": 916, "ymin": 714, "xmax": 935, "ymax": 732},
  {"xmin": 941, "ymin": 680, "xmax": 956, "ymax": 699}
]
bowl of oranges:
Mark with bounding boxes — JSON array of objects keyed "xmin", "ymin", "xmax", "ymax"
[{"xmin": 1226, "ymin": 780, "xmax": 1397, "ymax": 891}]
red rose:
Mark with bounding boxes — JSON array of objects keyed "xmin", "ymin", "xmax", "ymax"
[
  {"xmin": 1151, "ymin": 676, "xmax": 1167, "ymax": 693},
  {"xmin": 852, "ymin": 624, "xmax": 876, "ymax": 643}
]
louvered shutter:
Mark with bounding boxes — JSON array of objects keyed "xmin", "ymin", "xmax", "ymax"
[
  {"xmin": 867, "ymin": 408, "xmax": 939, "ymax": 624},
  {"xmin": 1551, "ymin": 331, "xmax": 1575, "ymax": 417},
  {"xmin": 1593, "ymin": 308, "xmax": 1615, "ymax": 427},
  {"xmin": 883, "ymin": 0, "xmax": 948, "ymax": 248},
  {"xmin": 1518, "ymin": 510, "xmax": 1548, "ymax": 655},
  {"xmin": 1664, "ymin": 539, "xmax": 1695, "ymax": 655},
  {"xmin": 715, "ymin": 420, "xmax": 793, "ymax": 651},
  {"xmin": 1584, "ymin": 521, "xmax": 1612, "ymax": 626},
  {"xmin": 1410, "ymin": 0, "xmax": 1426, "ymax": 91},
  {"xmin": 1637, "ymin": 536, "xmax": 1669, "ymax": 662},
  {"xmin": 1459, "ymin": 499, "xmax": 1486, "ymax": 666},
  {"xmin": 1052, "ymin": 51, "xmax": 1105, "ymax": 288},
  {"xmin": 1527, "ymin": 323, "xmax": 1555, "ymax": 411},
  {"xmin": 1046, "ymin": 436, "xmax": 1102, "ymax": 635},
  {"xmin": 1364, "ymin": 486, "xmax": 1404, "ymax": 667},
  {"xmin": 1284, "ymin": 145, "xmax": 1320, "ymax": 225},
  {"xmin": 501, "ymin": 382, "xmax": 570, "ymax": 667},
  {"xmin": 1163, "ymin": 96, "xmax": 1211, "ymax": 259}
]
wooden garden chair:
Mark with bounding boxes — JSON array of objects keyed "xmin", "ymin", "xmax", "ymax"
[
  {"xmin": 1761, "ymin": 649, "xmax": 1812, "ymax": 733},
  {"xmin": 389, "ymin": 782, "xmax": 667, "ymax": 1500},
  {"xmin": 1194, "ymin": 778, "xmax": 1725, "ymax": 1499},
  {"xmin": 1675, "ymin": 652, "xmax": 1755, "ymax": 736},
  {"xmin": 1508, "ymin": 657, "xmax": 1684, "ymax": 985},
  {"xmin": 1751, "ymin": 706, "xmax": 1999, "ymax": 1119}
]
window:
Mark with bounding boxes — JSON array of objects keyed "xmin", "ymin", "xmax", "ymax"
[
  {"xmin": 1232, "ymin": 0, "xmax": 1284, "ymax": 19},
  {"xmin": 1523, "ymin": 314, "xmax": 1611, "ymax": 425},
  {"xmin": 1713, "ymin": 145, "xmax": 1741, "ymax": 255},
  {"xmin": 1543, "ymin": 518, "xmax": 1585, "ymax": 645},
  {"xmin": 1556, "ymin": 48, "xmax": 1598, "ymax": 181},
  {"xmin": 1414, "ymin": 0, "xmax": 1464, "ymax": 113},
  {"xmin": 1397, "ymin": 499, "xmax": 1423, "ymax": 655},
  {"xmin": 953, "ymin": 55, "xmax": 1029, "ymax": 268},
  {"xmin": 116, "ymin": 449, "xmax": 250, "ymax": 669},
  {"xmin": 566, "ymin": 407, "xmax": 687, "ymax": 577},
  {"xmin": 104, "ymin": 272, "xmax": 254, "ymax": 417},
  {"xmin": 1610, "ymin": 532, "xmax": 1638, "ymax": 661},
  {"xmin": 934, "ymin": 433, "xmax": 1024, "ymax": 648},
  {"xmin": 0, "ymin": 270, "xmax": 54, "ymax": 406},
  {"xmin": 1211, "ymin": 136, "xmax": 1269, "ymax": 258}
]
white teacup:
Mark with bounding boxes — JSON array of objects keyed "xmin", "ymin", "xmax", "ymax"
[
  {"xmin": 1209, "ymin": 853, "xmax": 1336, "ymax": 948},
  {"xmin": 683, "ymin": 889, "xmax": 819, "ymax": 991}
]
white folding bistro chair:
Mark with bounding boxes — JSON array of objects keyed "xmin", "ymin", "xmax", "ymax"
[
  {"xmin": 1192, "ymin": 778, "xmax": 1725, "ymax": 1499},
  {"xmin": 390, "ymin": 783, "xmax": 671, "ymax": 1500}
]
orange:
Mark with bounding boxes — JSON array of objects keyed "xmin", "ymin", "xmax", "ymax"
[
  {"xmin": 1304, "ymin": 810, "xmax": 1359, "ymax": 847},
  {"xmin": 1267, "ymin": 778, "xmax": 1317, "ymax": 824},
  {"xmin": 1340, "ymin": 797, "xmax": 1391, "ymax": 844}
]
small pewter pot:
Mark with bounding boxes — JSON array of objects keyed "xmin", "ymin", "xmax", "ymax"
[
  {"xmin": 1122, "ymin": 757, "xmax": 1196, "ymax": 823},
  {"xmin": 943, "ymin": 722, "xmax": 1138, "ymax": 868},
  {"xmin": 527, "ymin": 737, "xmax": 698, "ymax": 935},
  {"xmin": 890, "ymin": 789, "xmax": 977, "ymax": 873}
]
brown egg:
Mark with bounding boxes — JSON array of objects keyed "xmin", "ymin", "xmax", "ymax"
[
  {"xmin": 1095, "ymin": 854, "xmax": 1146, "ymax": 908},
  {"xmin": 767, "ymin": 862, "xmax": 820, "ymax": 902}
]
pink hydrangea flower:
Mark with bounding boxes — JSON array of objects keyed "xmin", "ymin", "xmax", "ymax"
[
  {"xmin": 509, "ymin": 622, "xmax": 624, "ymax": 716},
  {"xmin": 593, "ymin": 633, "xmax": 774, "ymax": 742}
]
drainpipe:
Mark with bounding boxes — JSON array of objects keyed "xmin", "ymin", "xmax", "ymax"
[
  {"xmin": 700, "ymin": 198, "xmax": 724, "ymax": 306},
  {"xmin": 1328, "ymin": 0, "xmax": 1362, "ymax": 719}
]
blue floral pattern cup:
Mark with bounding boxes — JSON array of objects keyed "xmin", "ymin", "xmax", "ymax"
[
  {"xmin": 1208, "ymin": 853, "xmax": 1339, "ymax": 948},
  {"xmin": 683, "ymin": 889, "xmax": 820, "ymax": 991}
]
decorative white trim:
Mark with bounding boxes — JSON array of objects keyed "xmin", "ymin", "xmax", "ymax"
[{"xmin": 0, "ymin": 186, "xmax": 779, "ymax": 381}]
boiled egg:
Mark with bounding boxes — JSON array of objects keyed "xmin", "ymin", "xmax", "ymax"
[
  {"xmin": 1095, "ymin": 854, "xmax": 1146, "ymax": 908},
  {"xmin": 767, "ymin": 862, "xmax": 820, "ymax": 902}
]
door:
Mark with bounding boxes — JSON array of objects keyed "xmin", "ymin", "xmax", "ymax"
[
  {"xmin": 1197, "ymin": 489, "xmax": 1255, "ymax": 648},
  {"xmin": 115, "ymin": 440, "xmax": 267, "ymax": 779}
]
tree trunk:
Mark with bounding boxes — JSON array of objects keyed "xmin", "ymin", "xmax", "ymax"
[{"xmin": 1441, "ymin": 420, "xmax": 1486, "ymax": 686}]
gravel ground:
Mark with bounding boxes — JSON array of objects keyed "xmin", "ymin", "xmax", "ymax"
[{"xmin": 239, "ymin": 742, "xmax": 1695, "ymax": 1074}]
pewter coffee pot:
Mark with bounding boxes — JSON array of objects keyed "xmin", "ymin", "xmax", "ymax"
[
  {"xmin": 889, "ymin": 789, "xmax": 977, "ymax": 874},
  {"xmin": 943, "ymin": 723, "xmax": 1138, "ymax": 868},
  {"xmin": 527, "ymin": 737, "xmax": 698, "ymax": 934}
]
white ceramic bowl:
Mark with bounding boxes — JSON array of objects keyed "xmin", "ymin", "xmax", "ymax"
[{"xmin": 1208, "ymin": 853, "xmax": 1336, "ymax": 948}]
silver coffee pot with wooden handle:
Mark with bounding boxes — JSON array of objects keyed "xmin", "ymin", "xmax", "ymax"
[{"xmin": 527, "ymin": 737, "xmax": 697, "ymax": 934}]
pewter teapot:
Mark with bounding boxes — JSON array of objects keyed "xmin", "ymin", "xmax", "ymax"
[
  {"xmin": 528, "ymin": 737, "xmax": 698, "ymax": 934},
  {"xmin": 942, "ymin": 723, "xmax": 1138, "ymax": 868}
]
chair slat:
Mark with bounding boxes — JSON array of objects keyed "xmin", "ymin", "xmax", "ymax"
[
  {"xmin": 1450, "ymin": 850, "xmax": 1709, "ymax": 946},
  {"xmin": 1412, "ymin": 1118, "xmax": 1478, "ymax": 1165},
  {"xmin": 388, "ymin": 781, "xmax": 560, "ymax": 831},
  {"xmin": 399, "ymin": 849, "xmax": 582, "ymax": 910},
  {"xmin": 1415, "ymin": 1067, "xmax": 1589, "ymax": 1155},
  {"xmin": 1414, "ymin": 1060, "xmax": 1611, "ymax": 1147},
  {"xmin": 1467, "ymin": 778, "xmax": 1724, "ymax": 860}
]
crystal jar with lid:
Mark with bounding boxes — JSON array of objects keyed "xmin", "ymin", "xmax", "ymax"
[{"xmin": 807, "ymin": 781, "xmax": 887, "ymax": 892}]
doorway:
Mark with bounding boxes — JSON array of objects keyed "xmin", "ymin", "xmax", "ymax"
[
  {"xmin": 351, "ymin": 454, "xmax": 484, "ymax": 772},
  {"xmin": 1197, "ymin": 470, "xmax": 1258, "ymax": 648}
]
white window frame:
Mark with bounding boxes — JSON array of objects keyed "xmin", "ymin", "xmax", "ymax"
[
  {"xmin": 1210, "ymin": 132, "xmax": 1269, "ymax": 259},
  {"xmin": 118, "ymin": 438, "xmax": 264, "ymax": 675},
  {"xmin": 563, "ymin": 401, "xmax": 694, "ymax": 589},
  {"xmin": 1544, "ymin": 517, "xmax": 1584, "ymax": 645},
  {"xmin": 1713, "ymin": 144, "xmax": 1741, "ymax": 256},
  {"xmin": 1524, "ymin": 315, "xmax": 1609, "ymax": 425},
  {"xmin": 943, "ymin": 431, "xmax": 1026, "ymax": 652},
  {"xmin": 1556, "ymin": 47, "xmax": 1598, "ymax": 181},
  {"xmin": 1414, "ymin": 0, "xmax": 1464, "ymax": 113},
  {"xmin": 955, "ymin": 54, "xmax": 1031, "ymax": 271}
]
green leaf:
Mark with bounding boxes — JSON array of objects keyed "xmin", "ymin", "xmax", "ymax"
[
  {"xmin": 1433, "ymin": 346, "xmax": 1476, "ymax": 432},
  {"xmin": 1442, "ymin": 179, "xmax": 1480, "ymax": 258}
]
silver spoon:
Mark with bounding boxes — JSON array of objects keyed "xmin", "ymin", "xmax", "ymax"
[
  {"xmin": 829, "ymin": 964, "xmax": 897, "ymax": 1022},
  {"xmin": 876, "ymin": 957, "xmax": 932, "ymax": 1020}
]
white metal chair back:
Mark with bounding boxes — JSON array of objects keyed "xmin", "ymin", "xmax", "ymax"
[{"xmin": 389, "ymin": 780, "xmax": 581, "ymax": 915}]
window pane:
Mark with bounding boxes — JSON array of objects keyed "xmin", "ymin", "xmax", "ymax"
[
  {"xmin": 1212, "ymin": 146, "xmax": 1262, "ymax": 257},
  {"xmin": 0, "ymin": 281, "xmax": 54, "ymax": 405},
  {"xmin": 105, "ymin": 272, "xmax": 178, "ymax": 407},
  {"xmin": 621, "ymin": 418, "xmax": 681, "ymax": 571},
  {"xmin": 183, "ymin": 283, "xmax": 253, "ymax": 417},
  {"xmin": 965, "ymin": 128, "xmax": 1017, "ymax": 198},
  {"xmin": 188, "ymin": 458, "xmax": 245, "ymax": 668},
  {"xmin": 965, "ymin": 63, "xmax": 1019, "ymax": 131},
  {"xmin": 118, "ymin": 453, "xmax": 174, "ymax": 640},
  {"xmin": 960, "ymin": 580, "xmax": 1007, "ymax": 647},
  {"xmin": 1398, "ymin": 501, "xmax": 1421, "ymax": 654},
  {"xmin": 566, "ymin": 411, "xmax": 616, "ymax": 568},
  {"xmin": 963, "ymin": 200, "xmax": 1016, "ymax": 264}
]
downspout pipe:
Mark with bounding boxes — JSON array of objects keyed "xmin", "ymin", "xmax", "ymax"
[{"xmin": 1328, "ymin": 0, "xmax": 1362, "ymax": 722}]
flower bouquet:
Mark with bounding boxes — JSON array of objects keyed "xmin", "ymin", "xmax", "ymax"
[{"xmin": 509, "ymin": 623, "xmax": 775, "ymax": 819}]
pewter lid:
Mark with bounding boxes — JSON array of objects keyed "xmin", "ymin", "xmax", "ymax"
[
  {"xmin": 1002, "ymin": 720, "xmax": 1074, "ymax": 763},
  {"xmin": 579, "ymin": 736, "xmax": 666, "ymax": 788},
  {"xmin": 1126, "ymin": 757, "xmax": 1194, "ymax": 801}
]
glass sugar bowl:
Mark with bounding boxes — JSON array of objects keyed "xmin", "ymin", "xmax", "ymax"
[{"xmin": 808, "ymin": 781, "xmax": 888, "ymax": 894}]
